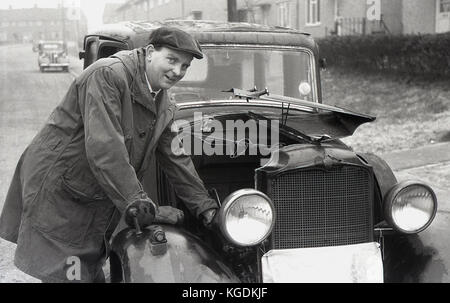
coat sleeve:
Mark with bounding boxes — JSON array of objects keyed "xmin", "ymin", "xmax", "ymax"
[
  {"xmin": 156, "ymin": 123, "xmax": 218, "ymax": 219},
  {"xmin": 77, "ymin": 66, "xmax": 149, "ymax": 213}
]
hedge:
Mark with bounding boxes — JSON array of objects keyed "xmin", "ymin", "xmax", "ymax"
[{"xmin": 317, "ymin": 33, "xmax": 450, "ymax": 78}]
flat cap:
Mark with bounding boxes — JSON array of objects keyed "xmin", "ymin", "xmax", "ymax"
[{"xmin": 149, "ymin": 26, "xmax": 203, "ymax": 59}]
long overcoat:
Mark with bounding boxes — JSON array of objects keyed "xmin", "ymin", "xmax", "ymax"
[{"xmin": 0, "ymin": 48, "xmax": 217, "ymax": 282}]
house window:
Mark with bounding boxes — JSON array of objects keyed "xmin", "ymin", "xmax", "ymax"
[
  {"xmin": 192, "ymin": 11, "xmax": 203, "ymax": 20},
  {"xmin": 254, "ymin": 4, "xmax": 271, "ymax": 25},
  {"xmin": 238, "ymin": 9, "xmax": 248, "ymax": 22},
  {"xmin": 261, "ymin": 4, "xmax": 271, "ymax": 25},
  {"xmin": 440, "ymin": 0, "xmax": 450, "ymax": 12},
  {"xmin": 277, "ymin": 2, "xmax": 290, "ymax": 27},
  {"xmin": 306, "ymin": 0, "xmax": 320, "ymax": 25}
]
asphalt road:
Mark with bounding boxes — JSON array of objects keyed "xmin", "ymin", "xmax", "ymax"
[
  {"xmin": 0, "ymin": 44, "xmax": 82, "ymax": 282},
  {"xmin": 0, "ymin": 44, "xmax": 448, "ymax": 282}
]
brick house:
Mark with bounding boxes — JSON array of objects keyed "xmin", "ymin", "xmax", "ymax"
[
  {"xmin": 103, "ymin": 3, "xmax": 125, "ymax": 24},
  {"xmin": 0, "ymin": 6, "xmax": 88, "ymax": 44},
  {"xmin": 238, "ymin": 0, "xmax": 449, "ymax": 36},
  {"xmin": 110, "ymin": 0, "xmax": 228, "ymax": 22},
  {"xmin": 103, "ymin": 0, "xmax": 449, "ymax": 37},
  {"xmin": 305, "ymin": 0, "xmax": 449, "ymax": 37}
]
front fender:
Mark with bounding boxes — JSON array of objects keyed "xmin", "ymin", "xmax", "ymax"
[
  {"xmin": 359, "ymin": 153, "xmax": 450, "ymax": 282},
  {"xmin": 384, "ymin": 210, "xmax": 450, "ymax": 282},
  {"xmin": 110, "ymin": 225, "xmax": 240, "ymax": 283}
]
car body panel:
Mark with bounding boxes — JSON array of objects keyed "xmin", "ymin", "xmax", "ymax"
[{"xmin": 110, "ymin": 225, "xmax": 240, "ymax": 283}]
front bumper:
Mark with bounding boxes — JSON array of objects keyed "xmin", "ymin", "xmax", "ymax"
[{"xmin": 39, "ymin": 63, "xmax": 69, "ymax": 67}]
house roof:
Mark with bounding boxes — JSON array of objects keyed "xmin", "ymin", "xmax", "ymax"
[
  {"xmin": 0, "ymin": 7, "xmax": 61, "ymax": 21},
  {"xmin": 117, "ymin": 0, "xmax": 143, "ymax": 11},
  {"xmin": 0, "ymin": 7, "xmax": 87, "ymax": 23},
  {"xmin": 103, "ymin": 3, "xmax": 124, "ymax": 23}
]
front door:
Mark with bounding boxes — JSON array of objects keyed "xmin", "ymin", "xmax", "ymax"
[{"xmin": 436, "ymin": 0, "xmax": 450, "ymax": 33}]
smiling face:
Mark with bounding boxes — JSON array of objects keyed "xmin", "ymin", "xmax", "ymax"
[{"xmin": 145, "ymin": 45, "xmax": 194, "ymax": 91}]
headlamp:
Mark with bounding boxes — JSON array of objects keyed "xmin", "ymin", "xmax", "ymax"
[
  {"xmin": 218, "ymin": 189, "xmax": 275, "ymax": 246},
  {"xmin": 384, "ymin": 181, "xmax": 437, "ymax": 234}
]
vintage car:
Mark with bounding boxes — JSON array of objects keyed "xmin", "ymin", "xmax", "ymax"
[
  {"xmin": 34, "ymin": 40, "xmax": 70, "ymax": 72},
  {"xmin": 79, "ymin": 20, "xmax": 448, "ymax": 283}
]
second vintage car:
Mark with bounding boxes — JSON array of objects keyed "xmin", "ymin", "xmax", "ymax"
[
  {"xmin": 77, "ymin": 20, "xmax": 448, "ymax": 283},
  {"xmin": 35, "ymin": 40, "xmax": 70, "ymax": 72}
]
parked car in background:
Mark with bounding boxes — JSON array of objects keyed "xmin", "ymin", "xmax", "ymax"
[
  {"xmin": 78, "ymin": 20, "xmax": 448, "ymax": 283},
  {"xmin": 34, "ymin": 40, "xmax": 69, "ymax": 72}
]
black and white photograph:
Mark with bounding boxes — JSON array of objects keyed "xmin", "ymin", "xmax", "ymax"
[{"xmin": 0, "ymin": 0, "xmax": 449, "ymax": 286}]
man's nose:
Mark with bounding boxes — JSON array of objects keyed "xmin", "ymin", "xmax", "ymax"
[{"xmin": 172, "ymin": 64, "xmax": 182, "ymax": 77}]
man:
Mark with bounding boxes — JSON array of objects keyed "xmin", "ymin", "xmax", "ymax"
[{"xmin": 0, "ymin": 27, "xmax": 218, "ymax": 282}]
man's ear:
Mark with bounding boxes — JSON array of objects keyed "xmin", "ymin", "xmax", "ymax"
[{"xmin": 146, "ymin": 44, "xmax": 155, "ymax": 61}]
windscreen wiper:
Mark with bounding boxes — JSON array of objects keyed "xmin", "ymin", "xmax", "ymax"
[
  {"xmin": 227, "ymin": 87, "xmax": 376, "ymax": 122},
  {"xmin": 247, "ymin": 111, "xmax": 332, "ymax": 145}
]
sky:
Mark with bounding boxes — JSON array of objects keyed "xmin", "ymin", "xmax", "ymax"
[{"xmin": 0, "ymin": 0, "xmax": 125, "ymax": 31}]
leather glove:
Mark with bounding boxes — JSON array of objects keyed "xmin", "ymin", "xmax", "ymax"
[
  {"xmin": 154, "ymin": 206, "xmax": 184, "ymax": 225},
  {"xmin": 124, "ymin": 199, "xmax": 157, "ymax": 229},
  {"xmin": 201, "ymin": 208, "xmax": 218, "ymax": 229}
]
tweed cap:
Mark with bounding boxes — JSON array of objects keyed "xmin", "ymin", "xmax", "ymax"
[{"xmin": 149, "ymin": 26, "xmax": 203, "ymax": 59}]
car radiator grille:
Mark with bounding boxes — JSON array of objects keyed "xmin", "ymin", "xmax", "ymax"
[{"xmin": 269, "ymin": 165, "xmax": 373, "ymax": 249}]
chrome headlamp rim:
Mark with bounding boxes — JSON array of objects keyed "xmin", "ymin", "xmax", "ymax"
[
  {"xmin": 384, "ymin": 180, "xmax": 437, "ymax": 234},
  {"xmin": 218, "ymin": 188, "xmax": 275, "ymax": 247}
]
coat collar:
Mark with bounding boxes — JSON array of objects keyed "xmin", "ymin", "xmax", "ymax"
[{"xmin": 113, "ymin": 48, "xmax": 176, "ymax": 115}]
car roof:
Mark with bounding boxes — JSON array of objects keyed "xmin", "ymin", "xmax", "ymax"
[{"xmin": 88, "ymin": 20, "xmax": 317, "ymax": 51}]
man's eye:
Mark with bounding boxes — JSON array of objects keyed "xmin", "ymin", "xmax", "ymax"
[{"xmin": 167, "ymin": 58, "xmax": 176, "ymax": 64}]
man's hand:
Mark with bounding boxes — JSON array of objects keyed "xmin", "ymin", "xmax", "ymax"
[
  {"xmin": 154, "ymin": 206, "xmax": 184, "ymax": 225},
  {"xmin": 201, "ymin": 208, "xmax": 218, "ymax": 228},
  {"xmin": 124, "ymin": 199, "xmax": 157, "ymax": 229}
]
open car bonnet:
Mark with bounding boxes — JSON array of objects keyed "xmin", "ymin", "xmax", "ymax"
[{"xmin": 174, "ymin": 88, "xmax": 376, "ymax": 141}]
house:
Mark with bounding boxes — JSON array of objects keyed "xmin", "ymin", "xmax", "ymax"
[
  {"xmin": 0, "ymin": 5, "xmax": 88, "ymax": 44},
  {"xmin": 103, "ymin": 3, "xmax": 125, "ymax": 24},
  {"xmin": 103, "ymin": 0, "xmax": 448, "ymax": 37},
  {"xmin": 109, "ymin": 0, "xmax": 228, "ymax": 22},
  {"xmin": 237, "ymin": 0, "xmax": 448, "ymax": 36},
  {"xmin": 304, "ymin": 0, "xmax": 448, "ymax": 36}
]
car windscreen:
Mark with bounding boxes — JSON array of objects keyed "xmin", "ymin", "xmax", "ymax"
[
  {"xmin": 170, "ymin": 46, "xmax": 316, "ymax": 103},
  {"xmin": 42, "ymin": 43, "xmax": 64, "ymax": 51}
]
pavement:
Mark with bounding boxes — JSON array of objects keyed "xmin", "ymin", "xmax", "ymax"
[
  {"xmin": 382, "ymin": 141, "xmax": 450, "ymax": 171},
  {"xmin": 382, "ymin": 141, "xmax": 450, "ymax": 212}
]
